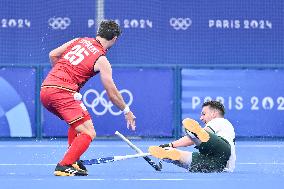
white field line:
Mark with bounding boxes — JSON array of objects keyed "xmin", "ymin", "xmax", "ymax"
[
  {"xmin": 0, "ymin": 144, "xmax": 284, "ymax": 148},
  {"xmin": 74, "ymin": 178, "xmax": 226, "ymax": 181},
  {"xmin": 29, "ymin": 178, "xmax": 228, "ymax": 181},
  {"xmin": 0, "ymin": 162, "xmax": 284, "ymax": 166}
]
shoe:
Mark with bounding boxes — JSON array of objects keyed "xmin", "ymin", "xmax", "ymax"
[
  {"xmin": 148, "ymin": 146, "xmax": 181, "ymax": 161},
  {"xmin": 182, "ymin": 118, "xmax": 209, "ymax": 142},
  {"xmin": 54, "ymin": 163, "xmax": 88, "ymax": 176},
  {"xmin": 72, "ymin": 160, "xmax": 88, "ymax": 173}
]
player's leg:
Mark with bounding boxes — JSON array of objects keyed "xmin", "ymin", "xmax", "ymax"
[
  {"xmin": 148, "ymin": 146, "xmax": 226, "ymax": 172},
  {"xmin": 57, "ymin": 117, "xmax": 95, "ymax": 172},
  {"xmin": 181, "ymin": 116, "xmax": 233, "ymax": 172},
  {"xmin": 189, "ymin": 152, "xmax": 227, "ymax": 173},
  {"xmin": 55, "ymin": 113, "xmax": 95, "ymax": 175},
  {"xmin": 148, "ymin": 146, "xmax": 193, "ymax": 169},
  {"xmin": 65, "ymin": 126, "xmax": 87, "ymax": 173},
  {"xmin": 182, "ymin": 118, "xmax": 209, "ymax": 142},
  {"xmin": 41, "ymin": 88, "xmax": 93, "ymax": 176},
  {"xmin": 197, "ymin": 132, "xmax": 231, "ymax": 158},
  {"xmin": 68, "ymin": 126, "xmax": 78, "ymax": 147},
  {"xmin": 182, "ymin": 118, "xmax": 230, "ymax": 157},
  {"xmin": 163, "ymin": 150, "xmax": 193, "ymax": 170}
]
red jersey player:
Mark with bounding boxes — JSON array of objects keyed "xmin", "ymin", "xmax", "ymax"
[{"xmin": 40, "ymin": 20, "xmax": 136, "ymax": 176}]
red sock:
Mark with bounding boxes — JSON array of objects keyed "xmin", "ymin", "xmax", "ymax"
[
  {"xmin": 60, "ymin": 133, "xmax": 92, "ymax": 166},
  {"xmin": 67, "ymin": 127, "xmax": 77, "ymax": 147}
]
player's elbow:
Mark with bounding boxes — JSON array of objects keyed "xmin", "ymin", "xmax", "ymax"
[
  {"xmin": 49, "ymin": 50, "xmax": 58, "ymax": 59},
  {"xmin": 49, "ymin": 51, "xmax": 59, "ymax": 66}
]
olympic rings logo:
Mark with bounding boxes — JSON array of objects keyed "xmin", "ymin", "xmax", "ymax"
[
  {"xmin": 48, "ymin": 17, "xmax": 71, "ymax": 30},
  {"xmin": 169, "ymin": 18, "xmax": 192, "ymax": 30},
  {"xmin": 82, "ymin": 89, "xmax": 133, "ymax": 116}
]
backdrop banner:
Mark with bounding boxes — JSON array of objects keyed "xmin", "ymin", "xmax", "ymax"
[
  {"xmin": 182, "ymin": 69, "xmax": 284, "ymax": 137},
  {"xmin": 42, "ymin": 67, "xmax": 174, "ymax": 137},
  {"xmin": 1, "ymin": 0, "xmax": 282, "ymax": 65},
  {"xmin": 0, "ymin": 68, "xmax": 36, "ymax": 137}
]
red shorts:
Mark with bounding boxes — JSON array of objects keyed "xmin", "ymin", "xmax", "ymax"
[{"xmin": 40, "ymin": 86, "xmax": 91, "ymax": 127}]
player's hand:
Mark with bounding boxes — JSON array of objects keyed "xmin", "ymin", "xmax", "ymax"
[
  {"xmin": 125, "ymin": 111, "xmax": 136, "ymax": 131},
  {"xmin": 159, "ymin": 143, "xmax": 174, "ymax": 148}
]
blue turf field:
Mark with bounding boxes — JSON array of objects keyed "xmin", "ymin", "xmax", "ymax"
[{"xmin": 0, "ymin": 139, "xmax": 284, "ymax": 189}]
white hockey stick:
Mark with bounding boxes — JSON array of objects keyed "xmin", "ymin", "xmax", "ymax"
[
  {"xmin": 82, "ymin": 152, "xmax": 150, "ymax": 165},
  {"xmin": 115, "ymin": 131, "xmax": 162, "ymax": 171}
]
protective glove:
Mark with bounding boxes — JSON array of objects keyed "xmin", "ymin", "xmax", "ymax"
[{"xmin": 159, "ymin": 143, "xmax": 174, "ymax": 148}]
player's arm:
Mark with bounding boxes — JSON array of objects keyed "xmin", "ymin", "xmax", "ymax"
[
  {"xmin": 49, "ymin": 38, "xmax": 78, "ymax": 67},
  {"xmin": 160, "ymin": 136, "xmax": 195, "ymax": 148},
  {"xmin": 94, "ymin": 56, "xmax": 136, "ymax": 130}
]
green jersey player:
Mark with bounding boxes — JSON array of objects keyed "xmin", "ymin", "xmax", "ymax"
[{"xmin": 149, "ymin": 100, "xmax": 236, "ymax": 173}]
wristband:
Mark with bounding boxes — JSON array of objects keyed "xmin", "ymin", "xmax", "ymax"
[{"xmin": 123, "ymin": 106, "xmax": 130, "ymax": 115}]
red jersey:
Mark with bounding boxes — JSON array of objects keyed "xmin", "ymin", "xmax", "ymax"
[{"xmin": 42, "ymin": 37, "xmax": 106, "ymax": 91}]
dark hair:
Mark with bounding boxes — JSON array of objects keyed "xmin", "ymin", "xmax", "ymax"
[
  {"xmin": 202, "ymin": 100, "xmax": 225, "ymax": 116},
  {"xmin": 97, "ymin": 20, "xmax": 122, "ymax": 40}
]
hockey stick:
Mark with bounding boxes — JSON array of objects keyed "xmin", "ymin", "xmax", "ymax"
[
  {"xmin": 115, "ymin": 131, "xmax": 162, "ymax": 171},
  {"xmin": 81, "ymin": 152, "xmax": 150, "ymax": 165}
]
